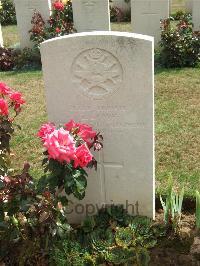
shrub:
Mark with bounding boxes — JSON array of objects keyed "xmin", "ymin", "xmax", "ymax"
[
  {"xmin": 170, "ymin": 10, "xmax": 186, "ymax": 21},
  {"xmin": 0, "ymin": 0, "xmax": 16, "ymax": 26},
  {"xmin": 110, "ymin": 6, "xmax": 124, "ymax": 22},
  {"xmin": 29, "ymin": 0, "xmax": 75, "ymax": 48},
  {"xmin": 0, "ymin": 47, "xmax": 15, "ymax": 71},
  {"xmin": 13, "ymin": 47, "xmax": 41, "ymax": 70},
  {"xmin": 159, "ymin": 15, "xmax": 200, "ymax": 68},
  {"xmin": 0, "ymin": 82, "xmax": 25, "ymax": 175},
  {"xmin": 0, "ymin": 47, "xmax": 42, "ymax": 71}
]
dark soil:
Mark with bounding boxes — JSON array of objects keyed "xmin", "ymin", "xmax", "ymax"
[{"xmin": 150, "ymin": 211, "xmax": 200, "ymax": 266}]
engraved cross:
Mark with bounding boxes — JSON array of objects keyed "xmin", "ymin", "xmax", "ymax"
[{"xmin": 97, "ymin": 151, "xmax": 123, "ymax": 201}]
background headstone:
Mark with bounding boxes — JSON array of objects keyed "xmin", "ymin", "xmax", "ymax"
[
  {"xmin": 72, "ymin": 0, "xmax": 110, "ymax": 32},
  {"xmin": 193, "ymin": 0, "xmax": 200, "ymax": 31},
  {"xmin": 131, "ymin": 0, "xmax": 169, "ymax": 45},
  {"xmin": 41, "ymin": 32, "xmax": 155, "ymax": 223},
  {"xmin": 14, "ymin": 0, "xmax": 51, "ymax": 48},
  {"xmin": 0, "ymin": 24, "xmax": 3, "ymax": 47}
]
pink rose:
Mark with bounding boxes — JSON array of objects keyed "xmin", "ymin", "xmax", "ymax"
[
  {"xmin": 9, "ymin": 91, "xmax": 25, "ymax": 113},
  {"xmin": 74, "ymin": 144, "xmax": 93, "ymax": 168},
  {"xmin": 65, "ymin": 119, "xmax": 77, "ymax": 132},
  {"xmin": 9, "ymin": 91, "xmax": 25, "ymax": 105},
  {"xmin": 0, "ymin": 98, "xmax": 9, "ymax": 116},
  {"xmin": 78, "ymin": 123, "xmax": 97, "ymax": 143},
  {"xmin": 65, "ymin": 120, "xmax": 96, "ymax": 144},
  {"xmin": 37, "ymin": 123, "xmax": 56, "ymax": 141},
  {"xmin": 44, "ymin": 128, "xmax": 76, "ymax": 163},
  {"xmin": 0, "ymin": 83, "xmax": 12, "ymax": 95},
  {"xmin": 53, "ymin": 1, "xmax": 64, "ymax": 11}
]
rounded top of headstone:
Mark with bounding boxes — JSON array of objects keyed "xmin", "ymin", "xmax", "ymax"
[{"xmin": 41, "ymin": 31, "xmax": 154, "ymax": 47}]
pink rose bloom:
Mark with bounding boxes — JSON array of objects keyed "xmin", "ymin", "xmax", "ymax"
[
  {"xmin": 9, "ymin": 91, "xmax": 25, "ymax": 113},
  {"xmin": 9, "ymin": 91, "xmax": 25, "ymax": 105},
  {"xmin": 65, "ymin": 120, "xmax": 96, "ymax": 144},
  {"xmin": 44, "ymin": 128, "xmax": 76, "ymax": 163},
  {"xmin": 37, "ymin": 123, "xmax": 56, "ymax": 141},
  {"xmin": 78, "ymin": 123, "xmax": 97, "ymax": 143},
  {"xmin": 53, "ymin": 1, "xmax": 64, "ymax": 11},
  {"xmin": 0, "ymin": 83, "xmax": 12, "ymax": 95},
  {"xmin": 74, "ymin": 144, "xmax": 93, "ymax": 168},
  {"xmin": 0, "ymin": 98, "xmax": 9, "ymax": 116}
]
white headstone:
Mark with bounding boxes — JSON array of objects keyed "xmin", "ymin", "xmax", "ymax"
[
  {"xmin": 41, "ymin": 32, "xmax": 155, "ymax": 223},
  {"xmin": 72, "ymin": 0, "xmax": 110, "ymax": 32},
  {"xmin": 14, "ymin": 0, "xmax": 51, "ymax": 48},
  {"xmin": 0, "ymin": 24, "xmax": 3, "ymax": 47},
  {"xmin": 131, "ymin": 0, "xmax": 169, "ymax": 45},
  {"xmin": 193, "ymin": 0, "xmax": 200, "ymax": 31}
]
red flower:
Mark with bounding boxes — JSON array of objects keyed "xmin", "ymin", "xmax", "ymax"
[
  {"xmin": 9, "ymin": 91, "xmax": 25, "ymax": 112},
  {"xmin": 37, "ymin": 122, "xmax": 56, "ymax": 141},
  {"xmin": 56, "ymin": 27, "xmax": 61, "ymax": 33},
  {"xmin": 74, "ymin": 144, "xmax": 93, "ymax": 168},
  {"xmin": 0, "ymin": 82, "xmax": 12, "ymax": 95},
  {"xmin": 0, "ymin": 98, "xmax": 9, "ymax": 116},
  {"xmin": 53, "ymin": 1, "xmax": 64, "ymax": 11},
  {"xmin": 65, "ymin": 120, "xmax": 97, "ymax": 144}
]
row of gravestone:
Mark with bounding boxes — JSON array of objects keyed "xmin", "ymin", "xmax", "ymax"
[{"xmin": 1, "ymin": 0, "xmax": 200, "ymax": 49}]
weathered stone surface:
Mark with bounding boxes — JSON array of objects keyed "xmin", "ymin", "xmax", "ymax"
[
  {"xmin": 193, "ymin": 0, "xmax": 200, "ymax": 31},
  {"xmin": 131, "ymin": 0, "xmax": 169, "ymax": 45},
  {"xmin": 72, "ymin": 0, "xmax": 110, "ymax": 32},
  {"xmin": 41, "ymin": 31, "xmax": 155, "ymax": 223},
  {"xmin": 14, "ymin": 0, "xmax": 51, "ymax": 48}
]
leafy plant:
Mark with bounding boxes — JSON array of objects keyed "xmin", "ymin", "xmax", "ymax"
[
  {"xmin": 50, "ymin": 206, "xmax": 162, "ymax": 266},
  {"xmin": 160, "ymin": 176, "xmax": 184, "ymax": 233},
  {"xmin": 195, "ymin": 190, "xmax": 200, "ymax": 229},
  {"xmin": 110, "ymin": 6, "xmax": 124, "ymax": 22},
  {"xmin": 159, "ymin": 15, "xmax": 200, "ymax": 67},
  {"xmin": 170, "ymin": 10, "xmax": 186, "ymax": 21},
  {"xmin": 29, "ymin": 0, "xmax": 75, "ymax": 49},
  {"xmin": 13, "ymin": 47, "xmax": 41, "ymax": 70},
  {"xmin": 0, "ymin": 0, "xmax": 16, "ymax": 26},
  {"xmin": 0, "ymin": 82, "xmax": 25, "ymax": 175},
  {"xmin": 0, "ymin": 47, "xmax": 15, "ymax": 71}
]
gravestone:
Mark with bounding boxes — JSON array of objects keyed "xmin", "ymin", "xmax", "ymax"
[
  {"xmin": 131, "ymin": 0, "xmax": 169, "ymax": 45},
  {"xmin": 14, "ymin": 0, "xmax": 51, "ymax": 48},
  {"xmin": 72, "ymin": 0, "xmax": 110, "ymax": 32},
  {"xmin": 193, "ymin": 0, "xmax": 200, "ymax": 31},
  {"xmin": 41, "ymin": 32, "xmax": 155, "ymax": 223},
  {"xmin": 0, "ymin": 24, "xmax": 3, "ymax": 47}
]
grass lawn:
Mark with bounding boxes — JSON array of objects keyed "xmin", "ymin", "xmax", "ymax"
[
  {"xmin": 0, "ymin": 68, "xmax": 199, "ymax": 197},
  {"xmin": 2, "ymin": 25, "xmax": 19, "ymax": 47}
]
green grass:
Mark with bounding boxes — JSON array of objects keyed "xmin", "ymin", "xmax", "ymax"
[
  {"xmin": 2, "ymin": 25, "xmax": 19, "ymax": 47},
  {"xmin": 0, "ymin": 68, "xmax": 199, "ymax": 197}
]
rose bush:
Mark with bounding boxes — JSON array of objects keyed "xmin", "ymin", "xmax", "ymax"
[
  {"xmin": 159, "ymin": 15, "xmax": 200, "ymax": 67},
  {"xmin": 0, "ymin": 82, "xmax": 25, "ymax": 175},
  {"xmin": 37, "ymin": 120, "xmax": 103, "ymax": 202},
  {"xmin": 30, "ymin": 0, "xmax": 75, "ymax": 49}
]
